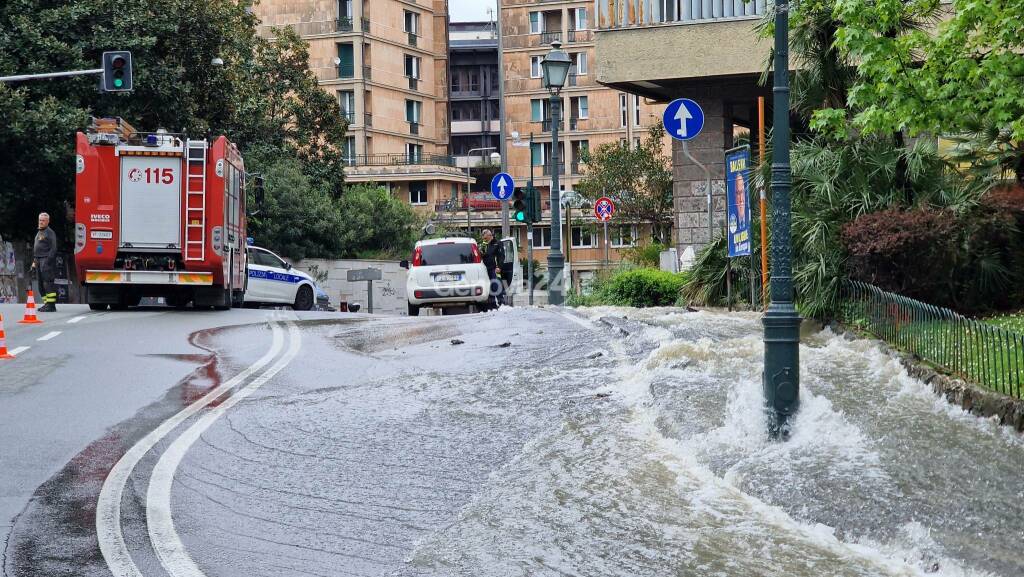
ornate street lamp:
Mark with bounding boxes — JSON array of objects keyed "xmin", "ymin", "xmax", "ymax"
[
  {"xmin": 763, "ymin": 2, "xmax": 801, "ymax": 437},
  {"xmin": 540, "ymin": 41, "xmax": 571, "ymax": 305}
]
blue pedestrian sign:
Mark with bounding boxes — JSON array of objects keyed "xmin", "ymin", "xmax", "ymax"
[
  {"xmin": 663, "ymin": 98, "xmax": 704, "ymax": 141},
  {"xmin": 491, "ymin": 172, "xmax": 514, "ymax": 201}
]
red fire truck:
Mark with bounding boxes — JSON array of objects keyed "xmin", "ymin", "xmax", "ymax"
[{"xmin": 74, "ymin": 118, "xmax": 248, "ymax": 310}]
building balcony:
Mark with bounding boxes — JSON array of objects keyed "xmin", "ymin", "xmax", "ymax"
[
  {"xmin": 343, "ymin": 153, "xmax": 456, "ymax": 168},
  {"xmin": 340, "ymin": 111, "xmax": 355, "ymax": 123},
  {"xmin": 408, "ymin": 77, "xmax": 419, "ymax": 91},
  {"xmin": 594, "ymin": 0, "xmax": 770, "ymax": 100},
  {"xmin": 362, "ymin": 17, "xmax": 370, "ymax": 32},
  {"xmin": 540, "ymin": 31, "xmax": 562, "ymax": 46},
  {"xmin": 567, "ymin": 29, "xmax": 592, "ymax": 43},
  {"xmin": 362, "ymin": 65, "xmax": 372, "ymax": 80},
  {"xmin": 569, "ymin": 117, "xmax": 583, "ymax": 131},
  {"xmin": 542, "ymin": 163, "xmax": 565, "ymax": 176},
  {"xmin": 570, "ymin": 161, "xmax": 585, "ymax": 175},
  {"xmin": 364, "ymin": 112, "xmax": 373, "ymax": 127},
  {"xmin": 539, "ymin": 119, "xmax": 565, "ymax": 133},
  {"xmin": 451, "ymin": 120, "xmax": 501, "ymax": 135},
  {"xmin": 408, "ymin": 32, "xmax": 418, "ymax": 47},
  {"xmin": 256, "ymin": 17, "xmax": 355, "ymax": 39},
  {"xmin": 409, "ymin": 122, "xmax": 420, "ymax": 135}
]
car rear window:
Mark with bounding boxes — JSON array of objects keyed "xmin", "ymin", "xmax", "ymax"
[{"xmin": 420, "ymin": 243, "xmax": 475, "ymax": 265}]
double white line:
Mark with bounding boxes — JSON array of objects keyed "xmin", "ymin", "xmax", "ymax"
[{"xmin": 97, "ymin": 318, "xmax": 303, "ymax": 577}]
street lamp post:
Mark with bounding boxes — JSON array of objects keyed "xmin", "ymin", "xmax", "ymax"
[
  {"xmin": 762, "ymin": 2, "xmax": 801, "ymax": 437},
  {"xmin": 541, "ymin": 41, "xmax": 572, "ymax": 306}
]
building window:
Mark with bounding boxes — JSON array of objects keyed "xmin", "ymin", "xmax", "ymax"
[
  {"xmin": 338, "ymin": 43, "xmax": 354, "ymax": 78},
  {"xmin": 531, "ymin": 142, "xmax": 550, "ymax": 167},
  {"xmin": 451, "ymin": 72, "xmax": 461, "ymax": 93},
  {"xmin": 452, "ymin": 102, "xmax": 481, "ymax": 121},
  {"xmin": 339, "ymin": 0, "xmax": 353, "ymax": 19},
  {"xmin": 469, "ymin": 70, "xmax": 480, "ymax": 92},
  {"xmin": 338, "ymin": 91, "xmax": 355, "ymax": 120},
  {"xmin": 342, "ymin": 136, "xmax": 356, "ymax": 162},
  {"xmin": 569, "ymin": 95, "xmax": 588, "ymax": 119},
  {"xmin": 571, "ymin": 140, "xmax": 589, "ymax": 164},
  {"xmin": 406, "ymin": 143, "xmax": 423, "ymax": 163},
  {"xmin": 404, "ymin": 10, "xmax": 419, "ymax": 35},
  {"xmin": 611, "ymin": 225, "xmax": 638, "ymax": 247},
  {"xmin": 529, "ymin": 11, "xmax": 542, "ymax": 34},
  {"xmin": 572, "ymin": 7, "xmax": 589, "ymax": 30},
  {"xmin": 619, "ymin": 93, "xmax": 628, "ymax": 128},
  {"xmin": 404, "ymin": 54, "xmax": 420, "ymax": 79},
  {"xmin": 531, "ymin": 99, "xmax": 544, "ymax": 122},
  {"xmin": 530, "ymin": 56, "xmax": 543, "ymax": 78},
  {"xmin": 571, "ymin": 226, "xmax": 594, "ymax": 248},
  {"xmin": 532, "ymin": 226, "xmax": 552, "ymax": 248},
  {"xmin": 409, "ymin": 181, "xmax": 428, "ymax": 205},
  {"xmin": 634, "ymin": 94, "xmax": 642, "ymax": 127},
  {"xmin": 572, "ymin": 52, "xmax": 588, "ymax": 75},
  {"xmin": 405, "ymin": 99, "xmax": 422, "ymax": 124}
]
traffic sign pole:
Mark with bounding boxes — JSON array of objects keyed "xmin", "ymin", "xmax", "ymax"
[{"xmin": 664, "ymin": 99, "xmax": 712, "ymax": 244}]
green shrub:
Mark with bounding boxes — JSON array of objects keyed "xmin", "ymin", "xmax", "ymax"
[
  {"xmin": 622, "ymin": 242, "xmax": 666, "ymax": 268},
  {"xmin": 596, "ymin": 268, "xmax": 687, "ymax": 307}
]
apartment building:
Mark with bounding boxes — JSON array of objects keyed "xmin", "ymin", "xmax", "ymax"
[
  {"xmin": 499, "ymin": 0, "xmax": 671, "ymax": 287},
  {"xmin": 593, "ymin": 0, "xmax": 772, "ymax": 262},
  {"xmin": 255, "ymin": 0, "xmax": 465, "ymax": 212}
]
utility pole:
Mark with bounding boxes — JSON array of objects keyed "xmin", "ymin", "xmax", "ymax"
[{"xmin": 762, "ymin": 2, "xmax": 801, "ymax": 437}]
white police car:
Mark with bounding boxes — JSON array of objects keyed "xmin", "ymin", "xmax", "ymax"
[{"xmin": 244, "ymin": 246, "xmax": 318, "ymax": 310}]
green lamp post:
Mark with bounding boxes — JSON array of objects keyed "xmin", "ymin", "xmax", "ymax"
[
  {"xmin": 763, "ymin": 2, "xmax": 801, "ymax": 437},
  {"xmin": 540, "ymin": 41, "xmax": 571, "ymax": 306}
]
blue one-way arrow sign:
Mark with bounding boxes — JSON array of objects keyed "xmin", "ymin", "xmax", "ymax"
[
  {"xmin": 663, "ymin": 98, "xmax": 704, "ymax": 141},
  {"xmin": 491, "ymin": 172, "xmax": 514, "ymax": 201}
]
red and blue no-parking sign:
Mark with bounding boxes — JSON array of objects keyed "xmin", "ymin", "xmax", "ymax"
[{"xmin": 594, "ymin": 197, "xmax": 615, "ymax": 221}]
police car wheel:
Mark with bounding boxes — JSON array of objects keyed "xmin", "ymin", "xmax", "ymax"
[{"xmin": 293, "ymin": 285, "xmax": 314, "ymax": 311}]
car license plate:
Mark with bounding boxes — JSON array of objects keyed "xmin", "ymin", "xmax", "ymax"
[{"xmin": 434, "ymin": 273, "xmax": 462, "ymax": 282}]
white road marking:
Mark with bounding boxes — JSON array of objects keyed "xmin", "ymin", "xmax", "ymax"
[
  {"xmin": 8, "ymin": 346, "xmax": 29, "ymax": 356},
  {"xmin": 146, "ymin": 322, "xmax": 302, "ymax": 577},
  {"xmin": 37, "ymin": 331, "xmax": 61, "ymax": 341},
  {"xmin": 67, "ymin": 315, "xmax": 87, "ymax": 324},
  {"xmin": 97, "ymin": 321, "xmax": 286, "ymax": 577}
]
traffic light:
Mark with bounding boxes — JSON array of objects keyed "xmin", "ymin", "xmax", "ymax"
[
  {"xmin": 512, "ymin": 188, "xmax": 527, "ymax": 222},
  {"xmin": 525, "ymin": 184, "xmax": 541, "ymax": 223},
  {"xmin": 102, "ymin": 51, "xmax": 133, "ymax": 92}
]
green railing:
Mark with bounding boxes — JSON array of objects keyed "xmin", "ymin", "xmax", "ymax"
[{"xmin": 840, "ymin": 281, "xmax": 1024, "ymax": 399}]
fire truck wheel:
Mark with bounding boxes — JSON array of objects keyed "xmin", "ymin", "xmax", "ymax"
[{"xmin": 293, "ymin": 285, "xmax": 314, "ymax": 311}]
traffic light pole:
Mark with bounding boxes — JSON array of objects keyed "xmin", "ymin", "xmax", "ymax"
[
  {"xmin": 528, "ymin": 133, "xmax": 536, "ymax": 306},
  {"xmin": 0, "ymin": 68, "xmax": 103, "ymax": 83}
]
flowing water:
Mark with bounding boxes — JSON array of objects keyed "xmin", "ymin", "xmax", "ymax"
[{"xmin": 399, "ymin": 308, "xmax": 1024, "ymax": 577}]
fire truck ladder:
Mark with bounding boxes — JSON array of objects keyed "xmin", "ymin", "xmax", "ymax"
[{"xmin": 184, "ymin": 140, "xmax": 208, "ymax": 262}]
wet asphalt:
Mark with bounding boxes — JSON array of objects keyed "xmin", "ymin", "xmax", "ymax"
[{"xmin": 2, "ymin": 305, "xmax": 1022, "ymax": 577}]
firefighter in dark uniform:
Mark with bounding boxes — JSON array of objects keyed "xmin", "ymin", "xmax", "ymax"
[
  {"xmin": 32, "ymin": 212, "xmax": 59, "ymax": 312},
  {"xmin": 480, "ymin": 229, "xmax": 504, "ymax": 311}
]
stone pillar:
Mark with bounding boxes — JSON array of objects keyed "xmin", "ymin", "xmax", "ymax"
[{"xmin": 673, "ymin": 89, "xmax": 727, "ymax": 265}]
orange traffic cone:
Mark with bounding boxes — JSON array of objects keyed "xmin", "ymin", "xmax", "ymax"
[
  {"xmin": 18, "ymin": 290, "xmax": 43, "ymax": 324},
  {"xmin": 0, "ymin": 314, "xmax": 15, "ymax": 359}
]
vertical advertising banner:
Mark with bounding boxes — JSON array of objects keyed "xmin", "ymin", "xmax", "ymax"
[{"xmin": 725, "ymin": 146, "xmax": 752, "ymax": 257}]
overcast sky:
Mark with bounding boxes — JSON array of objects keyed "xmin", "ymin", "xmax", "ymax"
[{"xmin": 449, "ymin": 0, "xmax": 498, "ymax": 22}]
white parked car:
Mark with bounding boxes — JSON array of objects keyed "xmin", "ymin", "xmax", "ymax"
[
  {"xmin": 402, "ymin": 238, "xmax": 490, "ymax": 316},
  {"xmin": 244, "ymin": 246, "xmax": 318, "ymax": 310}
]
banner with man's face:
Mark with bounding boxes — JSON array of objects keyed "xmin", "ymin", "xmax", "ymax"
[{"xmin": 725, "ymin": 147, "xmax": 752, "ymax": 258}]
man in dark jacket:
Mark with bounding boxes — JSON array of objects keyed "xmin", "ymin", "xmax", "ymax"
[
  {"xmin": 32, "ymin": 212, "xmax": 58, "ymax": 312},
  {"xmin": 480, "ymin": 229, "xmax": 504, "ymax": 310}
]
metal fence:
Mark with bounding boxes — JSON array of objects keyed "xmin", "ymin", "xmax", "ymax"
[{"xmin": 840, "ymin": 281, "xmax": 1024, "ymax": 399}]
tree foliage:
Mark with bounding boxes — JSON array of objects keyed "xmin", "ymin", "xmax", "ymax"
[
  {"xmin": 575, "ymin": 123, "xmax": 673, "ymax": 242},
  {"xmin": 827, "ymin": 0, "xmax": 1024, "ymax": 182},
  {"xmin": 0, "ymin": 0, "xmax": 348, "ymax": 249},
  {"xmin": 335, "ymin": 184, "xmax": 421, "ymax": 260}
]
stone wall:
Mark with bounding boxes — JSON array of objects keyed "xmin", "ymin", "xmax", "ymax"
[{"xmin": 290, "ymin": 258, "xmax": 408, "ymax": 316}]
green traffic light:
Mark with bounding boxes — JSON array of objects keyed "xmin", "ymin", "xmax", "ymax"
[
  {"xmin": 113, "ymin": 78, "xmax": 123, "ymax": 87},
  {"xmin": 515, "ymin": 211, "xmax": 526, "ymax": 222}
]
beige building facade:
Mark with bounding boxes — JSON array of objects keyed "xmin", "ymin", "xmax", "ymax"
[
  {"xmin": 256, "ymin": 0, "xmax": 466, "ymax": 213},
  {"xmin": 498, "ymin": 0, "xmax": 672, "ymax": 286}
]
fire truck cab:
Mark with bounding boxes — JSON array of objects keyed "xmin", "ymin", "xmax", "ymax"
[{"xmin": 74, "ymin": 118, "xmax": 248, "ymax": 310}]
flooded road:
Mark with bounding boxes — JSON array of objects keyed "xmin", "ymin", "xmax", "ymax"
[{"xmin": 4, "ymin": 307, "xmax": 1022, "ymax": 576}]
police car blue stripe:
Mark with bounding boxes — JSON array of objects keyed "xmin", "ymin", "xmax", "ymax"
[{"xmin": 248, "ymin": 269, "xmax": 306, "ymax": 284}]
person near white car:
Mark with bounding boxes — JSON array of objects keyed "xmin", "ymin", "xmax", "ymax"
[{"xmin": 244, "ymin": 245, "xmax": 318, "ymax": 310}]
